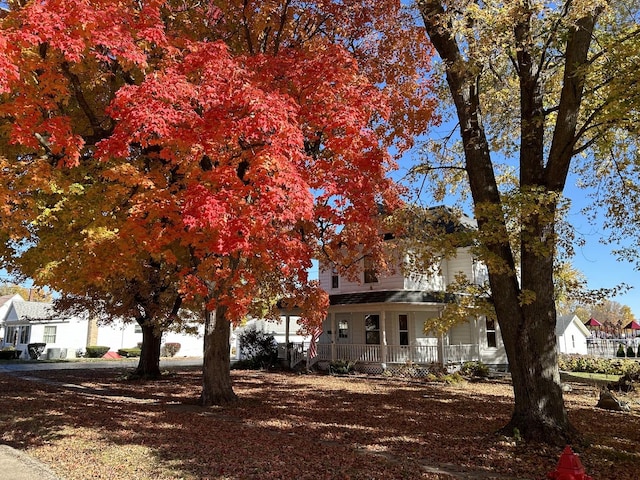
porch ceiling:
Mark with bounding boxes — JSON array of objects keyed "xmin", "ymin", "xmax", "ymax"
[{"xmin": 329, "ymin": 290, "xmax": 450, "ymax": 306}]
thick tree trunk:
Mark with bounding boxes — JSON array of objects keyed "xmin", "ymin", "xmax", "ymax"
[
  {"xmin": 417, "ymin": 0, "xmax": 597, "ymax": 444},
  {"xmin": 200, "ymin": 305, "xmax": 237, "ymax": 405},
  {"xmin": 497, "ymin": 245, "xmax": 576, "ymax": 444},
  {"xmin": 133, "ymin": 322, "xmax": 162, "ymax": 379}
]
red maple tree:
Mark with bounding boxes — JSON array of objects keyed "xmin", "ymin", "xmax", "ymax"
[{"xmin": 0, "ymin": 0, "xmax": 436, "ymax": 403}]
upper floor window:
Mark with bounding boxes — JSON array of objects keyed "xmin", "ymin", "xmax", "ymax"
[
  {"xmin": 331, "ymin": 266, "xmax": 339, "ymax": 289},
  {"xmin": 365, "ymin": 314, "xmax": 380, "ymax": 344},
  {"xmin": 486, "ymin": 318, "xmax": 497, "ymax": 348},
  {"xmin": 364, "ymin": 257, "xmax": 378, "ymax": 284}
]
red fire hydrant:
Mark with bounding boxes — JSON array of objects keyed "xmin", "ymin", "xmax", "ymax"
[{"xmin": 547, "ymin": 445, "xmax": 593, "ymax": 480}]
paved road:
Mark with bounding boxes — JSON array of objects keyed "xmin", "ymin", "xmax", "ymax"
[
  {"xmin": 0, "ymin": 356, "xmax": 203, "ymax": 479},
  {"xmin": 0, "ymin": 356, "xmax": 203, "ymax": 373}
]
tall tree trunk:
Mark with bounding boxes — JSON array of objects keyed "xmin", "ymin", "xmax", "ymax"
[
  {"xmin": 134, "ymin": 322, "xmax": 162, "ymax": 379},
  {"xmin": 417, "ymin": 0, "xmax": 596, "ymax": 444},
  {"xmin": 201, "ymin": 305, "xmax": 237, "ymax": 405}
]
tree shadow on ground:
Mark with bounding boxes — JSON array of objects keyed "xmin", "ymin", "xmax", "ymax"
[{"xmin": 1, "ymin": 368, "xmax": 639, "ymax": 479}]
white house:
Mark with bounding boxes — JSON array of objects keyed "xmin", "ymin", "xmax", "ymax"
[
  {"xmin": 275, "ymin": 208, "xmax": 510, "ymax": 374},
  {"xmin": 0, "ymin": 294, "xmax": 24, "ymax": 344},
  {"xmin": 0, "ymin": 297, "xmax": 204, "ymax": 359},
  {"xmin": 556, "ymin": 314, "xmax": 590, "ymax": 355}
]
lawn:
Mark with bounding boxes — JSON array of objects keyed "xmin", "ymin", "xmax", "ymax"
[{"xmin": 1, "ymin": 367, "xmax": 639, "ymax": 480}]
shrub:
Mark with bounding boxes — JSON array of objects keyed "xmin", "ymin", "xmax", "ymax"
[
  {"xmin": 460, "ymin": 361, "xmax": 490, "ymax": 378},
  {"xmin": 616, "ymin": 344, "xmax": 626, "ymax": 357},
  {"xmin": 330, "ymin": 360, "xmax": 356, "ymax": 375},
  {"xmin": 558, "ymin": 353, "xmax": 640, "ymax": 376},
  {"xmin": 117, "ymin": 347, "xmax": 141, "ymax": 358},
  {"xmin": 161, "ymin": 342, "xmax": 181, "ymax": 357},
  {"xmin": 27, "ymin": 343, "xmax": 47, "ymax": 360},
  {"xmin": 0, "ymin": 348, "xmax": 21, "ymax": 360},
  {"xmin": 626, "ymin": 346, "xmax": 636, "ymax": 358},
  {"xmin": 235, "ymin": 327, "xmax": 278, "ymax": 369},
  {"xmin": 85, "ymin": 346, "xmax": 110, "ymax": 358}
]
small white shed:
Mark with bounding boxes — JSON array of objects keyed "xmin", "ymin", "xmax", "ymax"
[{"xmin": 556, "ymin": 314, "xmax": 590, "ymax": 355}]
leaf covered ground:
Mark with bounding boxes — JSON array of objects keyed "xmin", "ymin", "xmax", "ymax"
[{"xmin": 1, "ymin": 367, "xmax": 639, "ymax": 479}]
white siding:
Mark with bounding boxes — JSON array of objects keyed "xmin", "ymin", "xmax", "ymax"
[
  {"xmin": 95, "ymin": 320, "xmax": 143, "ymax": 351},
  {"xmin": 319, "ymin": 266, "xmax": 405, "ymax": 294},
  {"xmin": 449, "ymin": 322, "xmax": 473, "ymax": 345},
  {"xmin": 442, "ymin": 248, "xmax": 474, "ymax": 285},
  {"xmin": 557, "ymin": 323, "xmax": 588, "ymax": 355},
  {"xmin": 163, "ymin": 327, "xmax": 204, "ymax": 357},
  {"xmin": 403, "ymin": 259, "xmax": 446, "ymax": 291}
]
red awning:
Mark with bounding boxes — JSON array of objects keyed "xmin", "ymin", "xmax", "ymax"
[
  {"xmin": 624, "ymin": 320, "xmax": 640, "ymax": 330},
  {"xmin": 584, "ymin": 317, "xmax": 602, "ymax": 327}
]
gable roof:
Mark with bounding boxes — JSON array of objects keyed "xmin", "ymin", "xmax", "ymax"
[
  {"xmin": 556, "ymin": 314, "xmax": 590, "ymax": 337},
  {"xmin": 10, "ymin": 301, "xmax": 57, "ymax": 323}
]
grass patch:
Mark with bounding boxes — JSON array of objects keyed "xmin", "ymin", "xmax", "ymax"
[{"xmin": 561, "ymin": 371, "xmax": 620, "ymax": 384}]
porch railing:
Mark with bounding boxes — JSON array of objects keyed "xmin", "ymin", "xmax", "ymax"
[{"xmin": 315, "ymin": 343, "xmax": 479, "ymax": 365}]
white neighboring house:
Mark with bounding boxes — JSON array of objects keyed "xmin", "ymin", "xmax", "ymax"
[
  {"xmin": 232, "ymin": 316, "xmax": 310, "ymax": 361},
  {"xmin": 556, "ymin": 314, "xmax": 590, "ymax": 355},
  {"xmin": 0, "ymin": 294, "xmax": 24, "ymax": 344},
  {"xmin": 1, "ymin": 299, "xmax": 89, "ymax": 359},
  {"xmin": 0, "ymin": 297, "xmax": 204, "ymax": 359}
]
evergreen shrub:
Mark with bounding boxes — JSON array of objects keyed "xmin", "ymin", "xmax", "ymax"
[{"xmin": 86, "ymin": 346, "xmax": 110, "ymax": 358}]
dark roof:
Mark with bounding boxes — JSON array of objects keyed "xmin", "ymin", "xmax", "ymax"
[{"xmin": 329, "ymin": 290, "xmax": 453, "ymax": 306}]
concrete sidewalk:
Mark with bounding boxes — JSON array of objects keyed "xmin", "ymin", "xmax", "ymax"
[{"xmin": 0, "ymin": 445, "xmax": 61, "ymax": 480}]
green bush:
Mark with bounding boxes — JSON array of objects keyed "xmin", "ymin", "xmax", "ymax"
[
  {"xmin": 117, "ymin": 347, "xmax": 141, "ymax": 358},
  {"xmin": 616, "ymin": 344, "xmax": 626, "ymax": 357},
  {"xmin": 0, "ymin": 348, "xmax": 21, "ymax": 360},
  {"xmin": 460, "ymin": 361, "xmax": 490, "ymax": 378},
  {"xmin": 330, "ymin": 360, "xmax": 356, "ymax": 375},
  {"xmin": 27, "ymin": 343, "xmax": 47, "ymax": 360},
  {"xmin": 627, "ymin": 346, "xmax": 636, "ymax": 358},
  {"xmin": 558, "ymin": 353, "xmax": 640, "ymax": 376},
  {"xmin": 85, "ymin": 346, "xmax": 110, "ymax": 358},
  {"xmin": 234, "ymin": 327, "xmax": 278, "ymax": 370},
  {"xmin": 161, "ymin": 342, "xmax": 181, "ymax": 357}
]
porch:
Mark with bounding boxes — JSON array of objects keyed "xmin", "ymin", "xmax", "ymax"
[{"xmin": 283, "ymin": 341, "xmax": 481, "ymax": 374}]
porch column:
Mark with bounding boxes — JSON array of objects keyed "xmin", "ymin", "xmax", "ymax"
[
  {"xmin": 285, "ymin": 315, "xmax": 290, "ymax": 366},
  {"xmin": 330, "ymin": 312, "xmax": 336, "ymax": 362},
  {"xmin": 380, "ymin": 309, "xmax": 387, "ymax": 370}
]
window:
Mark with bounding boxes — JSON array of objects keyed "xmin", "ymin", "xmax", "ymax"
[
  {"xmin": 399, "ymin": 315, "xmax": 409, "ymax": 346},
  {"xmin": 363, "ymin": 257, "xmax": 378, "ymax": 284},
  {"xmin": 19, "ymin": 326, "xmax": 31, "ymax": 344},
  {"xmin": 338, "ymin": 320, "xmax": 348, "ymax": 339},
  {"xmin": 486, "ymin": 319, "xmax": 497, "ymax": 348},
  {"xmin": 134, "ymin": 325, "xmax": 143, "ymax": 334},
  {"xmin": 5, "ymin": 326, "xmax": 17, "ymax": 345},
  {"xmin": 43, "ymin": 326, "xmax": 57, "ymax": 343},
  {"xmin": 571, "ymin": 335, "xmax": 575, "ymax": 348},
  {"xmin": 365, "ymin": 314, "xmax": 380, "ymax": 344},
  {"xmin": 331, "ymin": 267, "xmax": 339, "ymax": 289}
]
